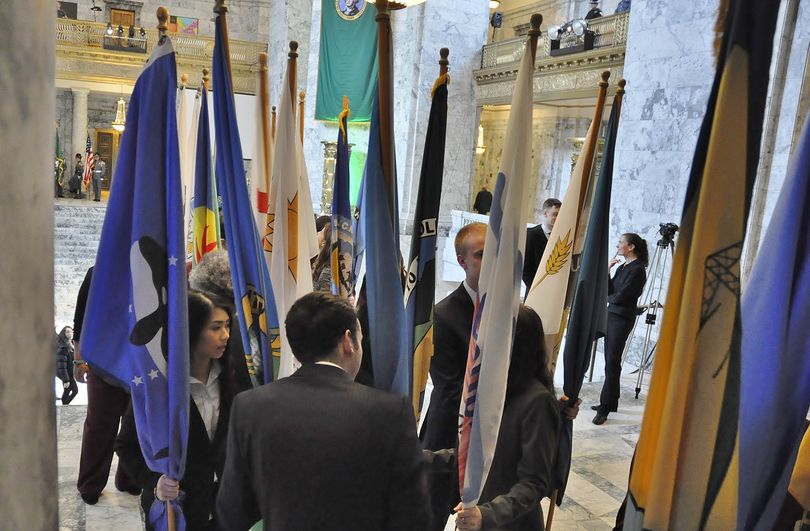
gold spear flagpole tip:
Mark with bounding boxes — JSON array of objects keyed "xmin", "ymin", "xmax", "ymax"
[
  {"xmin": 530, "ymin": 13, "xmax": 543, "ymax": 30},
  {"xmin": 214, "ymin": 0, "xmax": 228, "ymax": 14},
  {"xmin": 156, "ymin": 7, "xmax": 169, "ymax": 31}
]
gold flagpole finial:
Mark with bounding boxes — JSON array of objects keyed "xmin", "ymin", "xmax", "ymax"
[
  {"xmin": 180, "ymin": 73, "xmax": 188, "ymax": 87},
  {"xmin": 202, "ymin": 67, "xmax": 210, "ymax": 90},
  {"xmin": 156, "ymin": 7, "xmax": 169, "ymax": 42},
  {"xmin": 617, "ymin": 78, "xmax": 626, "ymax": 95},
  {"xmin": 600, "ymin": 70, "xmax": 611, "ymax": 88},
  {"xmin": 259, "ymin": 51, "xmax": 268, "ymax": 71},
  {"xmin": 214, "ymin": 0, "xmax": 228, "ymax": 15},
  {"xmin": 439, "ymin": 48, "xmax": 449, "ymax": 75}
]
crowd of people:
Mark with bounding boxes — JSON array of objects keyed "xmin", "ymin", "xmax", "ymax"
[{"xmin": 64, "ymin": 199, "xmax": 651, "ymax": 530}]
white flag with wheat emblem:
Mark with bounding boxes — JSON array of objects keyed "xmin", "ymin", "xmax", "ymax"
[{"xmin": 524, "ymin": 110, "xmax": 601, "ymax": 371}]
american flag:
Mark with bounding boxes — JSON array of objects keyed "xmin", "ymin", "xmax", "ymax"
[{"xmin": 82, "ymin": 134, "xmax": 93, "ymax": 187}]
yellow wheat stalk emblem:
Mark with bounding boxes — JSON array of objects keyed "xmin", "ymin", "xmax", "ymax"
[{"xmin": 534, "ymin": 229, "xmax": 573, "ymax": 287}]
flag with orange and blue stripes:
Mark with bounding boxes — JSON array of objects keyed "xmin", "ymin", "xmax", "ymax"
[{"xmin": 191, "ymin": 84, "xmax": 221, "ymax": 265}]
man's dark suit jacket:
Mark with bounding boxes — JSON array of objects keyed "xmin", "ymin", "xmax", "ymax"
[
  {"xmin": 420, "ymin": 284, "xmax": 473, "ymax": 451},
  {"xmin": 607, "ymin": 259, "xmax": 647, "ymax": 318},
  {"xmin": 216, "ymin": 363, "xmax": 428, "ymax": 530},
  {"xmin": 116, "ymin": 393, "xmax": 231, "ymax": 531},
  {"xmin": 522, "ymin": 226, "xmax": 549, "ymax": 290}
]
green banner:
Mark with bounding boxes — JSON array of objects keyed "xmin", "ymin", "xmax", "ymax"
[{"xmin": 315, "ymin": 0, "xmax": 378, "ymax": 122}]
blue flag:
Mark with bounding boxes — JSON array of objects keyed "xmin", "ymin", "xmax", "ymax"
[
  {"xmin": 738, "ymin": 115, "xmax": 810, "ymax": 530},
  {"xmin": 360, "ymin": 94, "xmax": 409, "ymax": 397},
  {"xmin": 81, "ymin": 40, "xmax": 189, "ymax": 530},
  {"xmin": 212, "ymin": 13, "xmax": 279, "ymax": 385},
  {"xmin": 330, "ymin": 105, "xmax": 354, "ymax": 298},
  {"xmin": 404, "ymin": 74, "xmax": 448, "ymax": 417}
]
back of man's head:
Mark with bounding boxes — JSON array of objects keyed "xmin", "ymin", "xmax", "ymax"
[{"xmin": 286, "ymin": 292, "xmax": 358, "ymax": 364}]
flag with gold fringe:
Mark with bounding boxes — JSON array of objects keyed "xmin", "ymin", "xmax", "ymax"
[
  {"xmin": 624, "ymin": 0, "xmax": 780, "ymax": 528},
  {"xmin": 330, "ymin": 98, "xmax": 354, "ymax": 298}
]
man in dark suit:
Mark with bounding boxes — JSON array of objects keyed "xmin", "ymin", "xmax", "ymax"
[
  {"xmin": 472, "ymin": 185, "xmax": 493, "ymax": 215},
  {"xmin": 522, "ymin": 197, "xmax": 561, "ymax": 291},
  {"xmin": 216, "ymin": 292, "xmax": 428, "ymax": 530},
  {"xmin": 420, "ymin": 222, "xmax": 486, "ymax": 452}
]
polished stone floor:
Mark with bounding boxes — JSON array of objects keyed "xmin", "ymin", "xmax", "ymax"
[{"xmin": 56, "ymin": 367, "xmax": 648, "ymax": 530}]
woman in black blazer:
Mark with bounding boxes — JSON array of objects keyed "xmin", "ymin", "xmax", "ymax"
[
  {"xmin": 116, "ymin": 290, "xmax": 241, "ymax": 531},
  {"xmin": 455, "ymin": 306, "xmax": 560, "ymax": 530},
  {"xmin": 593, "ymin": 233, "xmax": 648, "ymax": 425}
]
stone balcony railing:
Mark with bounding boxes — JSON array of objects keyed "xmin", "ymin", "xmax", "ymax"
[
  {"xmin": 56, "ymin": 18, "xmax": 266, "ymax": 94},
  {"xmin": 481, "ymin": 12, "xmax": 629, "ymax": 69},
  {"xmin": 474, "ymin": 12, "xmax": 629, "ymax": 104}
]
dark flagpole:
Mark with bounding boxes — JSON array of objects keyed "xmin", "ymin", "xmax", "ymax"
[{"xmin": 374, "ymin": 0, "xmax": 396, "ymax": 231}]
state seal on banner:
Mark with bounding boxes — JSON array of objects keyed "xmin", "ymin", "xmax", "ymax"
[{"xmin": 336, "ymin": 0, "xmax": 366, "ymax": 21}]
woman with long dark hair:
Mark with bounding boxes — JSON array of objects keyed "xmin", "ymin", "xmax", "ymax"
[
  {"xmin": 116, "ymin": 289, "xmax": 239, "ymax": 530},
  {"xmin": 454, "ymin": 305, "xmax": 560, "ymax": 530},
  {"xmin": 592, "ymin": 232, "xmax": 648, "ymax": 425}
]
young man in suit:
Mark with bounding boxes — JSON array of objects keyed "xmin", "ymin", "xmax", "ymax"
[
  {"xmin": 216, "ymin": 292, "xmax": 428, "ymax": 530},
  {"xmin": 522, "ymin": 197, "xmax": 561, "ymax": 292},
  {"xmin": 419, "ymin": 222, "xmax": 486, "ymax": 452}
]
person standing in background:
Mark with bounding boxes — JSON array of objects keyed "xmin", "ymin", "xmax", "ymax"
[
  {"xmin": 91, "ymin": 152, "xmax": 105, "ymax": 202},
  {"xmin": 523, "ymin": 198, "xmax": 561, "ymax": 291}
]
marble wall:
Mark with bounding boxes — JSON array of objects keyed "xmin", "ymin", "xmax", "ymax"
[
  {"xmin": 1, "ymin": 1, "xmax": 58, "ymax": 527},
  {"xmin": 609, "ymin": 0, "xmax": 719, "ymax": 364}
]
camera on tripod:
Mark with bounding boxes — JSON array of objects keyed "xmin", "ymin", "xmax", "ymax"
[{"xmin": 658, "ymin": 222, "xmax": 679, "ymax": 246}]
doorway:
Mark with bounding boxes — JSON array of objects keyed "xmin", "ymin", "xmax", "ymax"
[{"xmin": 94, "ymin": 129, "xmax": 121, "ymax": 191}]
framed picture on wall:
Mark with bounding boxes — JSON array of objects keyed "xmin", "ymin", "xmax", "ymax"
[
  {"xmin": 57, "ymin": 1, "xmax": 78, "ymax": 19},
  {"xmin": 169, "ymin": 15, "xmax": 199, "ymax": 35}
]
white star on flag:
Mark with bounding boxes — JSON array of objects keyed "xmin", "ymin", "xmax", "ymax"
[
  {"xmin": 132, "ymin": 376, "xmax": 143, "ymax": 386},
  {"xmin": 128, "ymin": 304, "xmax": 133, "ymax": 313},
  {"xmin": 168, "ymin": 256, "xmax": 178, "ymax": 266},
  {"xmin": 148, "ymin": 369, "xmax": 159, "ymax": 380}
]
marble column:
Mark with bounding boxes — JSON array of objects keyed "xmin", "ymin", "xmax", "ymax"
[
  {"xmin": 0, "ymin": 0, "xmax": 58, "ymax": 528},
  {"xmin": 71, "ymin": 88, "xmax": 90, "ymax": 161},
  {"xmin": 266, "ymin": 0, "xmax": 313, "ymax": 111},
  {"xmin": 392, "ymin": 0, "xmax": 491, "ymax": 228}
]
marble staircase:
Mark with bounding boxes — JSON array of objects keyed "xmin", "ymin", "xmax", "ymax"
[{"xmin": 54, "ymin": 200, "xmax": 106, "ymax": 328}]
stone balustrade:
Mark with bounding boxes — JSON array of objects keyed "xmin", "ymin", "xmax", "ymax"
[{"xmin": 56, "ymin": 18, "xmax": 266, "ymax": 94}]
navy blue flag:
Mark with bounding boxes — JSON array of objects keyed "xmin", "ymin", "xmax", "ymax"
[
  {"xmin": 554, "ymin": 95, "xmax": 620, "ymax": 503},
  {"xmin": 212, "ymin": 12, "xmax": 279, "ymax": 385},
  {"xmin": 330, "ymin": 104, "xmax": 354, "ymax": 298},
  {"xmin": 80, "ymin": 40, "xmax": 189, "ymax": 531},
  {"xmin": 404, "ymin": 74, "xmax": 448, "ymax": 417},
  {"xmin": 360, "ymin": 93, "xmax": 409, "ymax": 397},
  {"xmin": 738, "ymin": 115, "xmax": 810, "ymax": 529}
]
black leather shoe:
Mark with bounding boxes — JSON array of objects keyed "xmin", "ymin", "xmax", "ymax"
[
  {"xmin": 590, "ymin": 404, "xmax": 600, "ymax": 411},
  {"xmin": 592, "ymin": 412, "xmax": 608, "ymax": 425},
  {"xmin": 118, "ymin": 486, "xmax": 141, "ymax": 496},
  {"xmin": 81, "ymin": 493, "xmax": 100, "ymax": 505}
]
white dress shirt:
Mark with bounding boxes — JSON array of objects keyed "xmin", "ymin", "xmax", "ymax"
[{"xmin": 189, "ymin": 360, "xmax": 221, "ymax": 441}]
